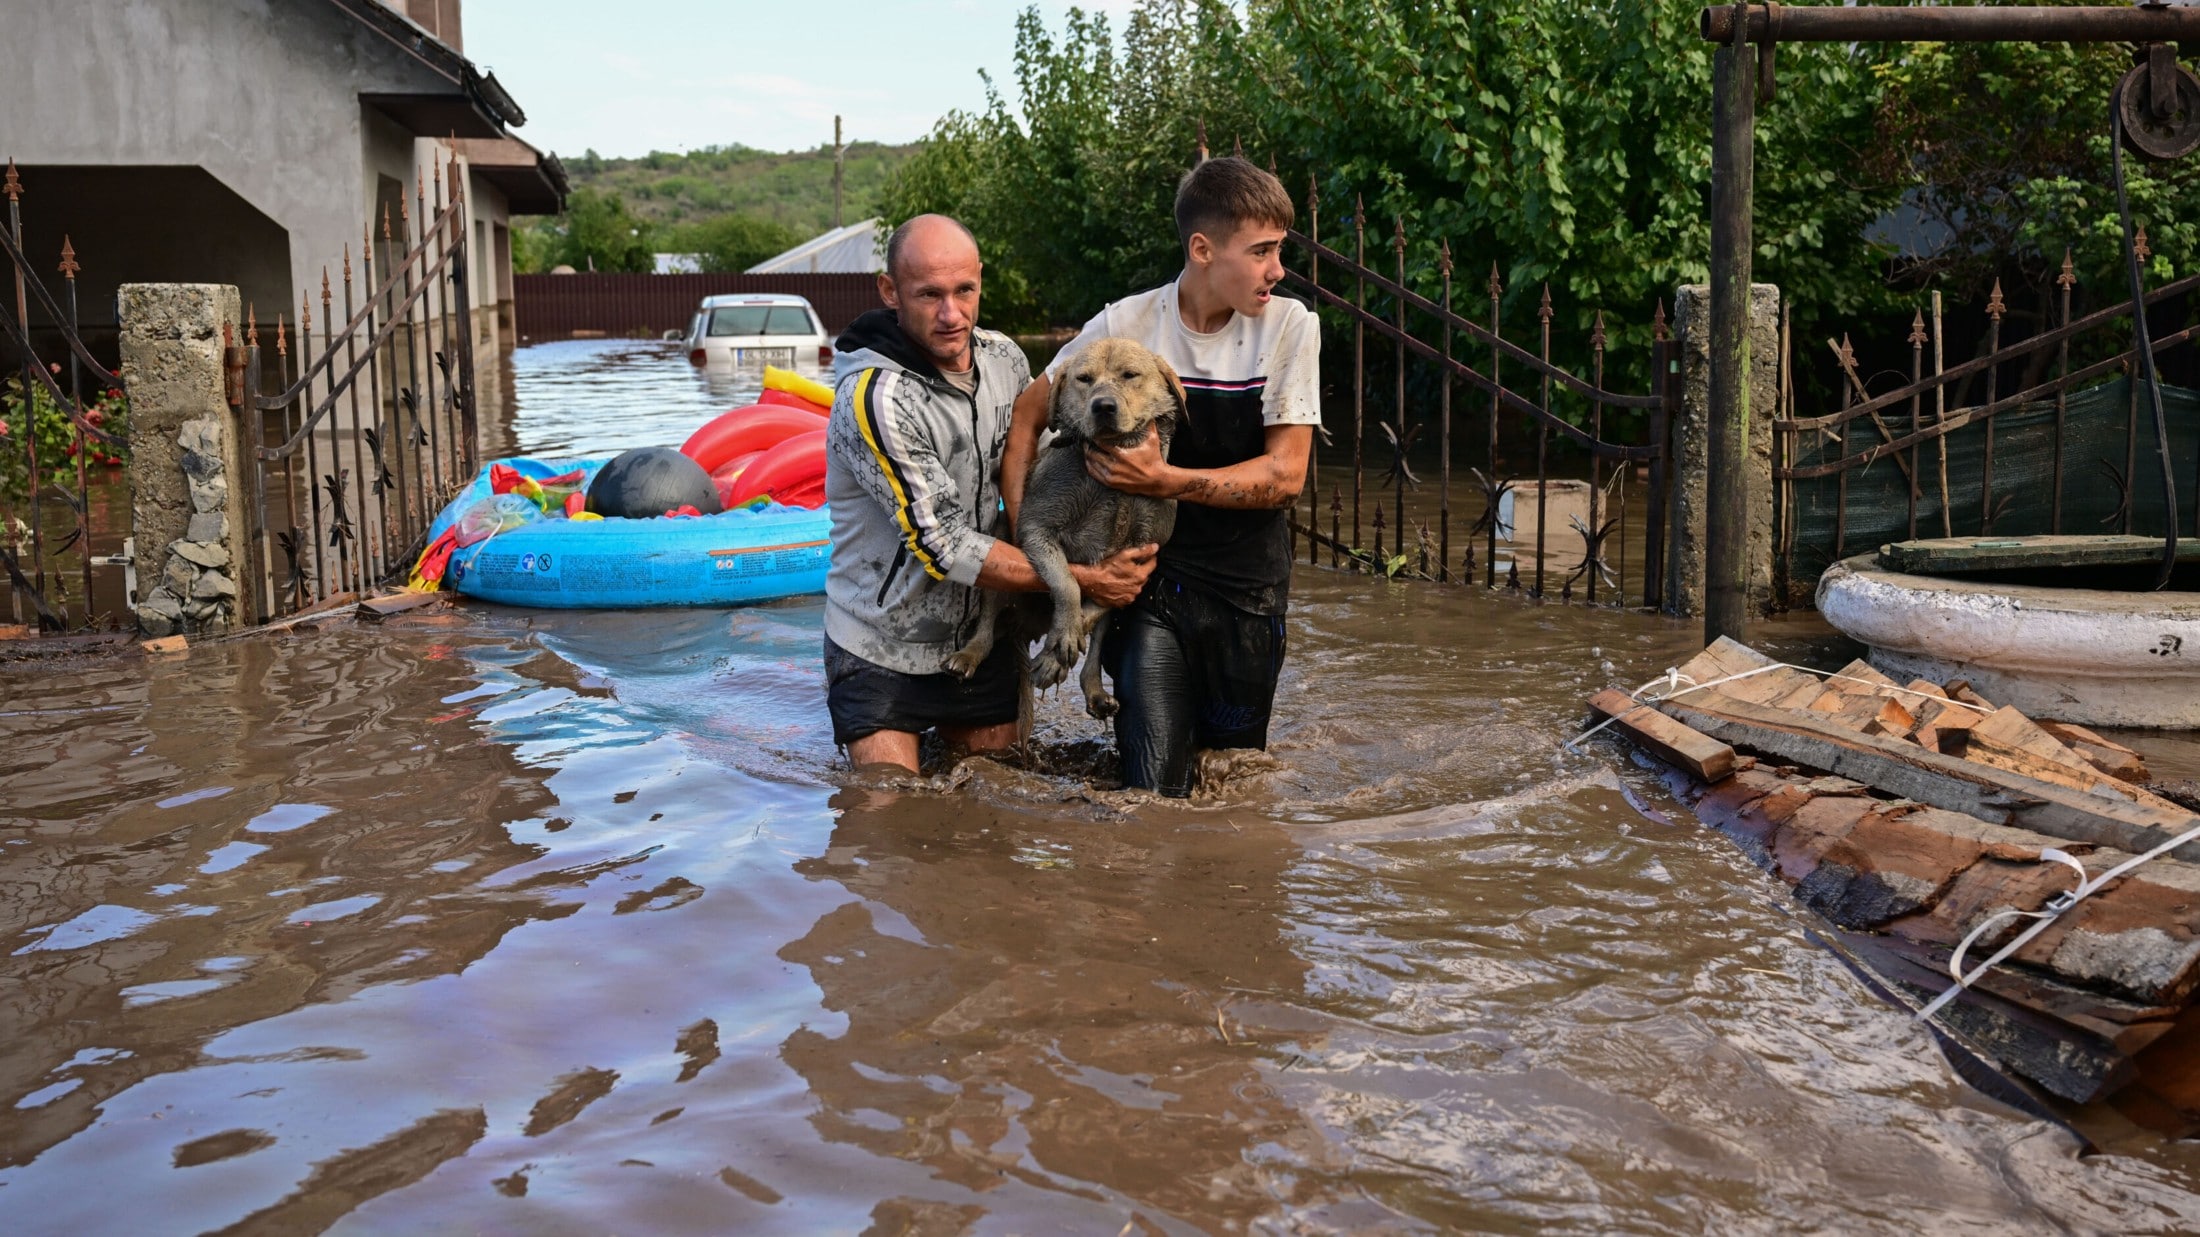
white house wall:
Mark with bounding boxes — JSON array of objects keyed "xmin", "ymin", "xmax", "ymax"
[{"xmin": 5, "ymin": 0, "xmax": 480, "ymax": 330}]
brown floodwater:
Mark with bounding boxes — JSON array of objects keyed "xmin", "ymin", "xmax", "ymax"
[{"xmin": 3, "ymin": 341, "xmax": 2198, "ymax": 1233}]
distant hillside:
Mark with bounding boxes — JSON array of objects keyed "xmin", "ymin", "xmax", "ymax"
[{"xmin": 563, "ymin": 141, "xmax": 920, "ymax": 236}]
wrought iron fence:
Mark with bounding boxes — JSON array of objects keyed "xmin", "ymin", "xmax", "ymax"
[
  {"xmin": 0, "ymin": 160, "xmax": 134, "ymax": 632},
  {"xmin": 1774, "ymin": 244, "xmax": 2199, "ymax": 595},
  {"xmin": 231, "ymin": 155, "xmax": 477, "ymax": 621},
  {"xmin": 1282, "ymin": 183, "xmax": 1679, "ymax": 608}
]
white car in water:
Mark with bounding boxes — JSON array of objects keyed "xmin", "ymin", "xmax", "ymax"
[{"xmin": 684, "ymin": 293, "xmax": 832, "ymax": 372}]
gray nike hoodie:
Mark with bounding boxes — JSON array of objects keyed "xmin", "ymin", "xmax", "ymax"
[{"xmin": 824, "ymin": 308, "xmax": 1030, "ymax": 675}]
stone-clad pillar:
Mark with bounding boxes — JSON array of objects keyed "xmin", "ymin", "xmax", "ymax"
[
  {"xmin": 119, "ymin": 284, "xmax": 254, "ymax": 635},
  {"xmin": 1670, "ymin": 283, "xmax": 1779, "ymax": 619}
]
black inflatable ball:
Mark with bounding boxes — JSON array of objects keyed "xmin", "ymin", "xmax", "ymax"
[{"xmin": 586, "ymin": 447, "xmax": 724, "ymax": 519}]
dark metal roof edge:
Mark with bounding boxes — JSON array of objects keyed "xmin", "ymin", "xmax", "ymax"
[{"xmin": 321, "ymin": 0, "xmax": 527, "ymax": 131}]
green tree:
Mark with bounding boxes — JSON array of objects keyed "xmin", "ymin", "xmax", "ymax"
[
  {"xmin": 509, "ymin": 218, "xmax": 555, "ymax": 275},
  {"xmin": 1870, "ymin": 36, "xmax": 2200, "ymax": 304},
  {"xmin": 662, "ymin": 212, "xmax": 805, "ymax": 273},
  {"xmin": 548, "ymin": 186, "xmax": 654, "ymax": 273},
  {"xmin": 861, "ymin": 0, "xmax": 2198, "ymax": 390},
  {"xmin": 879, "ymin": 0, "xmax": 1265, "ymax": 332}
]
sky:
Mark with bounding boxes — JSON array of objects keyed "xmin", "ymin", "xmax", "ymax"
[{"xmin": 465, "ymin": 0, "xmax": 1143, "ymax": 158}]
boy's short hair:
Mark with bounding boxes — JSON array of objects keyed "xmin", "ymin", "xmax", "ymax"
[{"xmin": 1174, "ymin": 156, "xmax": 1295, "ymax": 252}]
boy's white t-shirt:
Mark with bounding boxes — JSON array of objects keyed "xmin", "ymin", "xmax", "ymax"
[
  {"xmin": 1045, "ymin": 279, "xmax": 1321, "ymax": 428},
  {"xmin": 1045, "ymin": 279, "xmax": 1322, "ymax": 613}
]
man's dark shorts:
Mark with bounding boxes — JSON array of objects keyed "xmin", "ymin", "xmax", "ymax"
[{"xmin": 823, "ymin": 634, "xmax": 1021, "ymax": 747}]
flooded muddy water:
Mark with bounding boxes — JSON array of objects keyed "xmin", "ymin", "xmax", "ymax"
[{"xmin": 3, "ymin": 341, "xmax": 2198, "ymax": 1233}]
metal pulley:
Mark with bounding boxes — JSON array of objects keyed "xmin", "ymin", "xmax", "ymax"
[{"xmin": 2119, "ymin": 42, "xmax": 2200, "ymax": 160}]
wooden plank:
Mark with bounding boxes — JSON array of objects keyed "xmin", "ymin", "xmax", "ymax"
[
  {"xmin": 250, "ymin": 591, "xmax": 364, "ymax": 636},
  {"xmin": 2037, "ymin": 720, "xmax": 2150, "ymax": 782},
  {"xmin": 1655, "ymin": 694, "xmax": 2200, "ymax": 861},
  {"xmin": 1824, "ymin": 658, "xmax": 1899, "ymax": 694},
  {"xmin": 1944, "ymin": 679, "xmax": 1999, "ymax": 711},
  {"xmin": 1951, "ymin": 707, "xmax": 2182, "ymax": 812},
  {"xmin": 139, "ymin": 635, "xmax": 189, "ymax": 656},
  {"xmin": 1588, "ymin": 689, "xmax": 1736, "ymax": 782},
  {"xmin": 1672, "ymin": 637, "xmax": 1824, "ymax": 707},
  {"xmin": 1970, "ymin": 706, "xmax": 2094, "ymax": 771},
  {"xmin": 2125, "ymin": 1005, "xmax": 2200, "ymax": 1138},
  {"xmin": 1862, "ymin": 933, "xmax": 2180, "ymax": 1035},
  {"xmin": 1879, "ymin": 534, "xmax": 2200, "ymax": 575},
  {"xmin": 1867, "ymin": 697, "xmax": 1918, "ymax": 739},
  {"xmin": 1825, "ymin": 927, "xmax": 2135, "ymax": 1105},
  {"xmin": 359, "ymin": 591, "xmax": 445, "ymax": 619}
]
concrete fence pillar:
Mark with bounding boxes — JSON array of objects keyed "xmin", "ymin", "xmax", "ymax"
[
  {"xmin": 119, "ymin": 284, "xmax": 255, "ymax": 636},
  {"xmin": 1670, "ymin": 282, "xmax": 1779, "ymax": 619}
]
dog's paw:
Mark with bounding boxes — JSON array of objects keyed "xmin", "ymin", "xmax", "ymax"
[
  {"xmin": 1031, "ymin": 645, "xmax": 1076, "ymax": 689},
  {"xmin": 943, "ymin": 647, "xmax": 986, "ymax": 679},
  {"xmin": 1084, "ymin": 689, "xmax": 1119, "ymax": 721}
]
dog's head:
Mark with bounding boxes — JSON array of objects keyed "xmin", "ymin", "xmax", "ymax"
[{"xmin": 1050, "ymin": 337, "xmax": 1186, "ymax": 451}]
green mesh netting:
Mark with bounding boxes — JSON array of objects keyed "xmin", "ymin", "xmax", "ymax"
[{"xmin": 1783, "ymin": 377, "xmax": 2200, "ymax": 589}]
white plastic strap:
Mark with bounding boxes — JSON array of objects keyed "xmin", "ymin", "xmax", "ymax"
[{"xmin": 1918, "ymin": 825, "xmax": 2200, "ymax": 1024}]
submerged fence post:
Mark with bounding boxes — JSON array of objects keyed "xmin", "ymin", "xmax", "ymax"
[
  {"xmin": 1673, "ymin": 282, "xmax": 1779, "ymax": 620},
  {"xmin": 118, "ymin": 283, "xmax": 250, "ymax": 636},
  {"xmin": 1705, "ymin": 16, "xmax": 1757, "ymax": 644}
]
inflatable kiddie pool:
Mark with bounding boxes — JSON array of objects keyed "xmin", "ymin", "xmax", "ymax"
[
  {"xmin": 426, "ymin": 456, "xmax": 831, "ymax": 608},
  {"xmin": 416, "ymin": 368, "xmax": 837, "ymax": 608}
]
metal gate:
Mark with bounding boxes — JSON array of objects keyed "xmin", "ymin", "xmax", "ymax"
[
  {"xmin": 1772, "ymin": 254, "xmax": 2200, "ymax": 598},
  {"xmin": 0, "ymin": 161, "xmax": 135, "ymax": 632},
  {"xmin": 229, "ymin": 155, "xmax": 478, "ymax": 621},
  {"xmin": 1281, "ymin": 184, "xmax": 1679, "ymax": 608}
]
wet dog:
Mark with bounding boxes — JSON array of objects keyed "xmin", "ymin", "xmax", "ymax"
[{"xmin": 947, "ymin": 338, "xmax": 1183, "ymax": 719}]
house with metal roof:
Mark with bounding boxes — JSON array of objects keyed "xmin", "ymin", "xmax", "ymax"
[
  {"xmin": 746, "ymin": 219, "xmax": 886, "ymax": 276},
  {"xmin": 2, "ymin": 0, "xmax": 565, "ymax": 356}
]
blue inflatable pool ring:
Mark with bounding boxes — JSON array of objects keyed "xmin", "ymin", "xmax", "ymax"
[{"xmin": 428, "ymin": 456, "xmax": 830, "ymax": 608}]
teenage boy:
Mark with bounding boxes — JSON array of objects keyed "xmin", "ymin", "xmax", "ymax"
[
  {"xmin": 825, "ymin": 214, "xmax": 1156, "ymax": 774},
  {"xmin": 1000, "ymin": 157, "xmax": 1319, "ymax": 797}
]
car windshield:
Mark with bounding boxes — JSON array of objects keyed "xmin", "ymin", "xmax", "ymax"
[{"xmin": 707, "ymin": 305, "xmax": 814, "ymax": 337}]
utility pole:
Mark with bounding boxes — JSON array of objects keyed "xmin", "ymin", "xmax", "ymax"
[{"xmin": 832, "ymin": 115, "xmax": 845, "ymax": 230}]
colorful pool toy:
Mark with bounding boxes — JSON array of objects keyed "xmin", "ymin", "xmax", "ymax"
[{"xmin": 413, "ymin": 456, "xmax": 829, "ymax": 608}]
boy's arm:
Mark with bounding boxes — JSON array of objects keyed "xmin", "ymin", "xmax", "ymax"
[
  {"xmin": 1000, "ymin": 373, "xmax": 1051, "ymax": 533},
  {"xmin": 1087, "ymin": 300, "xmax": 1318, "ymax": 508},
  {"xmin": 1083, "ymin": 424, "xmax": 1312, "ymax": 509}
]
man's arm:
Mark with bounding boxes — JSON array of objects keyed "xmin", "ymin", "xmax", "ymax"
[
  {"xmin": 1083, "ymin": 423, "xmax": 1313, "ymax": 509},
  {"xmin": 975, "ymin": 539, "xmax": 1155, "ymax": 607},
  {"xmin": 835, "ymin": 367, "xmax": 999, "ymax": 586},
  {"xmin": 1001, "ymin": 374, "xmax": 1051, "ymax": 533}
]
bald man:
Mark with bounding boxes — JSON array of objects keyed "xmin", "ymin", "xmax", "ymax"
[{"xmin": 822, "ymin": 214, "xmax": 1157, "ymax": 773}]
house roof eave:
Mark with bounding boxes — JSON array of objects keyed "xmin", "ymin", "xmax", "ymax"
[{"xmin": 323, "ymin": 0, "xmax": 528, "ymax": 133}]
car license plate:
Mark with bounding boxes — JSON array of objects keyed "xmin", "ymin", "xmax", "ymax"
[{"xmin": 735, "ymin": 347, "xmax": 794, "ymax": 366}]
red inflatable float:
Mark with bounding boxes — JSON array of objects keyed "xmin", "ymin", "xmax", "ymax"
[
  {"xmin": 679, "ymin": 404, "xmax": 825, "ymax": 473},
  {"xmin": 727, "ymin": 430, "xmax": 826, "ymax": 508},
  {"xmin": 759, "ymin": 388, "xmax": 831, "ymax": 416},
  {"xmin": 709, "ymin": 450, "xmax": 765, "ymax": 509}
]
